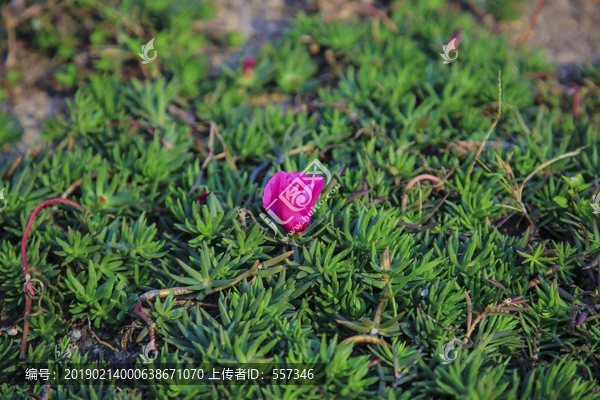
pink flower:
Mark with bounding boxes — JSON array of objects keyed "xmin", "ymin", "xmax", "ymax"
[
  {"xmin": 569, "ymin": 83, "xmax": 580, "ymax": 121},
  {"xmin": 449, "ymin": 27, "xmax": 462, "ymax": 46},
  {"xmin": 242, "ymin": 57, "xmax": 256, "ymax": 77},
  {"xmin": 262, "ymin": 171, "xmax": 325, "ymax": 233},
  {"xmin": 197, "ymin": 189, "xmax": 209, "ymax": 205}
]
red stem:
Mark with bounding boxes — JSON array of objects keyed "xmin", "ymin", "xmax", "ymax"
[
  {"xmin": 134, "ymin": 300, "xmax": 157, "ymax": 351},
  {"xmin": 345, "ymin": 3, "xmax": 398, "ymax": 32},
  {"xmin": 20, "ymin": 198, "xmax": 88, "ymax": 357},
  {"xmin": 22, "ymin": 199, "xmax": 87, "ymax": 278},
  {"xmin": 115, "ymin": 120, "xmax": 174, "ymax": 150},
  {"xmin": 517, "ymin": 0, "xmax": 547, "ymax": 49},
  {"xmin": 21, "ymin": 297, "xmax": 31, "ymax": 357}
]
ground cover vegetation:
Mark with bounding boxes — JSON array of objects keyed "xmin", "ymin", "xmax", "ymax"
[{"xmin": 1, "ymin": 0, "xmax": 600, "ymax": 398}]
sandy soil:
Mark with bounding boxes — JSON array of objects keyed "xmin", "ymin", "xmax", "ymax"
[
  {"xmin": 196, "ymin": 0, "xmax": 310, "ymax": 73},
  {"xmin": 513, "ymin": 0, "xmax": 600, "ymax": 65}
]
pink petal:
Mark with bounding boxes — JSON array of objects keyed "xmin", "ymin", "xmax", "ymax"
[{"xmin": 262, "ymin": 171, "xmax": 325, "ymax": 233}]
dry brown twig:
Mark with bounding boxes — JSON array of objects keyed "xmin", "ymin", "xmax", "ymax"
[
  {"xmin": 121, "ymin": 322, "xmax": 139, "ymax": 352},
  {"xmin": 474, "ymin": 73, "xmax": 586, "ymax": 233},
  {"xmin": 421, "ymin": 188, "xmax": 451, "ymax": 221},
  {"xmin": 354, "ymin": 122, "xmax": 394, "ymax": 147},
  {"xmin": 238, "ymin": 209, "xmax": 302, "ymax": 248},
  {"xmin": 6, "ymin": 152, "xmax": 25, "ymax": 178},
  {"xmin": 467, "ymin": 71, "xmax": 502, "ymax": 176},
  {"xmin": 188, "ymin": 122, "xmax": 216, "ymax": 196},
  {"xmin": 508, "ymin": 146, "xmax": 586, "ymax": 233},
  {"xmin": 188, "ymin": 121, "xmax": 240, "ymax": 195},
  {"xmin": 167, "ymin": 105, "xmax": 210, "ymax": 152},
  {"xmin": 459, "ymin": 0, "xmax": 489, "ymax": 23},
  {"xmin": 2, "ymin": 1, "xmax": 47, "ymax": 67},
  {"xmin": 112, "ymin": 120, "xmax": 174, "ymax": 150},
  {"xmin": 312, "ymin": 101, "xmax": 360, "ymax": 122},
  {"xmin": 212, "ymin": 122, "xmax": 239, "ymax": 179},
  {"xmin": 133, "ymin": 252, "xmax": 294, "ymax": 352},
  {"xmin": 416, "ymin": 151, "xmax": 447, "ymax": 174},
  {"xmin": 401, "ymin": 174, "xmax": 445, "ymax": 213},
  {"xmin": 464, "ymin": 292, "xmax": 529, "ymax": 342},
  {"xmin": 321, "ymin": 1, "xmax": 397, "ymax": 33},
  {"xmin": 60, "ymin": 172, "xmax": 98, "ymax": 199},
  {"xmin": 87, "ymin": 315, "xmax": 117, "ymax": 352},
  {"xmin": 345, "ymin": 189, "xmax": 371, "ymax": 205},
  {"xmin": 340, "ymin": 335, "xmax": 390, "ymax": 348},
  {"xmin": 517, "ymin": 0, "xmax": 548, "ymax": 49}
]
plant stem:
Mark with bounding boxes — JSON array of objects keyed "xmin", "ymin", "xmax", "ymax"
[
  {"xmin": 20, "ymin": 198, "xmax": 89, "ymax": 357},
  {"xmin": 134, "ymin": 300, "xmax": 157, "ymax": 351},
  {"xmin": 517, "ymin": 0, "xmax": 547, "ymax": 49},
  {"xmin": 401, "ymin": 174, "xmax": 442, "ymax": 213},
  {"xmin": 133, "ymin": 258, "xmax": 289, "ymax": 353},
  {"xmin": 341, "ymin": 335, "xmax": 389, "ymax": 348}
]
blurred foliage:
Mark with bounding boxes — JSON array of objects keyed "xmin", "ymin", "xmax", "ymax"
[
  {"xmin": 471, "ymin": 0, "xmax": 529, "ymax": 21},
  {"xmin": 0, "ymin": 0, "xmax": 221, "ymax": 91},
  {"xmin": 1, "ymin": 0, "xmax": 600, "ymax": 399},
  {"xmin": 0, "ymin": 111, "xmax": 24, "ymax": 149}
]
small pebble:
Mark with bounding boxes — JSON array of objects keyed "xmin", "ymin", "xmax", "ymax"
[
  {"xmin": 6, "ymin": 327, "xmax": 18, "ymax": 336},
  {"xmin": 68, "ymin": 329, "xmax": 83, "ymax": 341}
]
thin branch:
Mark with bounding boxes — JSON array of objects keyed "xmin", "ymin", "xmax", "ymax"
[
  {"xmin": 401, "ymin": 174, "xmax": 442, "ymax": 213},
  {"xmin": 345, "ymin": 189, "xmax": 371, "ymax": 205},
  {"xmin": 87, "ymin": 315, "xmax": 117, "ymax": 352},
  {"xmin": 515, "ymin": 146, "xmax": 585, "ymax": 233},
  {"xmin": 468, "ymin": 71, "xmax": 502, "ymax": 176},
  {"xmin": 188, "ymin": 122, "xmax": 216, "ymax": 195},
  {"xmin": 20, "ymin": 198, "xmax": 90, "ymax": 357},
  {"xmin": 134, "ymin": 252, "xmax": 294, "ymax": 353},
  {"xmin": 465, "ymin": 297, "xmax": 529, "ymax": 340},
  {"xmin": 340, "ymin": 335, "xmax": 390, "ymax": 348},
  {"xmin": 238, "ymin": 208, "xmax": 302, "ymax": 247},
  {"xmin": 424, "ymin": 190, "xmax": 450, "ymax": 221},
  {"xmin": 114, "ymin": 120, "xmax": 173, "ymax": 150},
  {"xmin": 212, "ymin": 122, "xmax": 239, "ymax": 179},
  {"xmin": 60, "ymin": 171, "xmax": 99, "ymax": 199},
  {"xmin": 464, "ymin": 291, "xmax": 473, "ymax": 333},
  {"xmin": 517, "ymin": 0, "xmax": 548, "ymax": 49}
]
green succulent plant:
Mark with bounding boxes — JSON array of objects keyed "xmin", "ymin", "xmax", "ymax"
[{"xmin": 2, "ymin": 0, "xmax": 600, "ymax": 399}]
